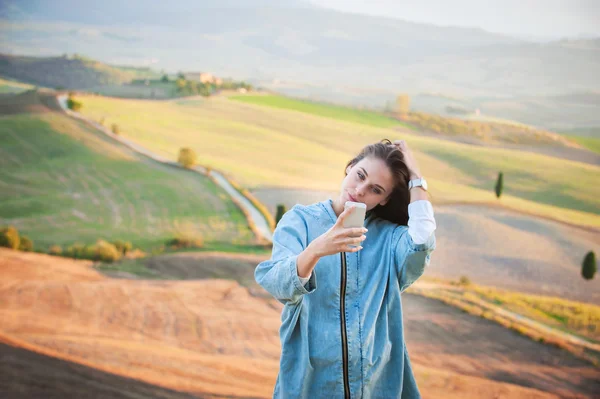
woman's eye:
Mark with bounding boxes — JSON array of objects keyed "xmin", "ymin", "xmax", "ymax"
[
  {"xmin": 373, "ymin": 188, "xmax": 381, "ymax": 194},
  {"xmin": 358, "ymin": 173, "xmax": 365, "ymax": 180}
]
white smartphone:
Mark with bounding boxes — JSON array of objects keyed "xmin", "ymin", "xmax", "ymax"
[{"xmin": 343, "ymin": 201, "xmax": 367, "ymax": 229}]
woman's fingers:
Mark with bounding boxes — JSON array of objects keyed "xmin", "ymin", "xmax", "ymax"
[
  {"xmin": 335, "ymin": 206, "xmax": 355, "ymax": 227},
  {"xmin": 345, "ymin": 227, "xmax": 367, "ymax": 237},
  {"xmin": 342, "ymin": 235, "xmax": 366, "ymax": 246},
  {"xmin": 337, "ymin": 232, "xmax": 365, "ymax": 252}
]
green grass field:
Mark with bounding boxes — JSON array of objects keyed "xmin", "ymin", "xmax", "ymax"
[
  {"xmin": 0, "ymin": 110, "xmax": 254, "ymax": 252},
  {"xmin": 230, "ymin": 94, "xmax": 412, "ymax": 129},
  {"xmin": 564, "ymin": 135, "xmax": 600, "ymax": 155},
  {"xmin": 77, "ymin": 94, "xmax": 600, "ymax": 228},
  {"xmin": 0, "ymin": 77, "xmax": 36, "ymax": 94}
]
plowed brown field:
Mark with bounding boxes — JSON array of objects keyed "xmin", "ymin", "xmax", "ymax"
[{"xmin": 1, "ymin": 248, "xmax": 598, "ymax": 398}]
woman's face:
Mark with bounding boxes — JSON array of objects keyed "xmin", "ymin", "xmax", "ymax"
[{"xmin": 341, "ymin": 156, "xmax": 395, "ymax": 211}]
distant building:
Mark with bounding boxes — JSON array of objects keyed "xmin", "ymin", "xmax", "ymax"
[{"xmin": 183, "ymin": 72, "xmax": 222, "ymax": 86}]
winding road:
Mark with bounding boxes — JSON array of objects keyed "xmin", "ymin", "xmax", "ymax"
[{"xmin": 56, "ymin": 94, "xmax": 273, "ymax": 243}]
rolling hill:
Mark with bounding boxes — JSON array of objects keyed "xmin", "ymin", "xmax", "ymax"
[
  {"xmin": 0, "ymin": 53, "xmax": 159, "ymax": 89},
  {"xmin": 0, "ymin": 341, "xmax": 199, "ymax": 399},
  {"xmin": 76, "ymin": 93, "xmax": 600, "ymax": 229},
  {"xmin": 1, "ymin": 248, "xmax": 599, "ymax": 398},
  {"xmin": 1, "ymin": 1, "xmax": 596, "ymax": 100},
  {"xmin": 2, "ymin": 0, "xmax": 599, "ymax": 132},
  {"xmin": 0, "ymin": 90, "xmax": 254, "ymax": 252},
  {"xmin": 0, "ymin": 76, "xmax": 35, "ymax": 94}
]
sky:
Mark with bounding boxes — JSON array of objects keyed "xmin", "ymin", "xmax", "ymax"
[{"xmin": 310, "ymin": 0, "xmax": 600, "ymax": 40}]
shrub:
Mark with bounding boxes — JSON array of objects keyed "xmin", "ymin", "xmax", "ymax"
[
  {"xmin": 166, "ymin": 235, "xmax": 204, "ymax": 249},
  {"xmin": 0, "ymin": 226, "xmax": 20, "ymax": 250},
  {"xmin": 178, "ymin": 147, "xmax": 198, "ymax": 169},
  {"xmin": 67, "ymin": 96, "xmax": 82, "ymax": 112},
  {"xmin": 126, "ymin": 248, "xmax": 147, "ymax": 259},
  {"xmin": 275, "ymin": 204, "xmax": 287, "ymax": 225},
  {"xmin": 19, "ymin": 236, "xmax": 33, "ymax": 252},
  {"xmin": 582, "ymin": 251, "xmax": 597, "ymax": 280},
  {"xmin": 94, "ymin": 240, "xmax": 121, "ymax": 262},
  {"xmin": 459, "ymin": 275, "xmax": 471, "ymax": 286},
  {"xmin": 81, "ymin": 245, "xmax": 97, "ymax": 259},
  {"xmin": 495, "ymin": 171, "xmax": 504, "ymax": 198},
  {"xmin": 396, "ymin": 94, "xmax": 410, "ymax": 119},
  {"xmin": 65, "ymin": 242, "xmax": 85, "ymax": 259},
  {"xmin": 112, "ymin": 240, "xmax": 132, "ymax": 255},
  {"xmin": 48, "ymin": 245, "xmax": 62, "ymax": 255},
  {"xmin": 111, "ymin": 124, "xmax": 120, "ymax": 135}
]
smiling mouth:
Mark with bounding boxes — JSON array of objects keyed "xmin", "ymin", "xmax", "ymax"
[{"xmin": 348, "ymin": 194, "xmax": 357, "ymax": 202}]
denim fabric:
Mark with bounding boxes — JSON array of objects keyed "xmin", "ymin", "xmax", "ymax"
[{"xmin": 255, "ymin": 199, "xmax": 436, "ymax": 398}]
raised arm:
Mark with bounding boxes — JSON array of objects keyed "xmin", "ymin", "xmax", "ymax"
[
  {"xmin": 389, "ymin": 139, "xmax": 436, "ymax": 291},
  {"xmin": 393, "ymin": 200, "xmax": 436, "ymax": 292}
]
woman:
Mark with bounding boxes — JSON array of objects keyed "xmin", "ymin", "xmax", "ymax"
[{"xmin": 255, "ymin": 139, "xmax": 436, "ymax": 398}]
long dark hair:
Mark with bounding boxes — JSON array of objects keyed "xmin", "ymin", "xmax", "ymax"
[{"xmin": 345, "ymin": 139, "xmax": 411, "ymax": 225}]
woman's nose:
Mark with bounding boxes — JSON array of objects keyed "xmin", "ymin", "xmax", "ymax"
[{"xmin": 355, "ymin": 184, "xmax": 367, "ymax": 197}]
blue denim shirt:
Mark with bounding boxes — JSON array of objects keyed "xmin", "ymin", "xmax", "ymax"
[{"xmin": 255, "ymin": 199, "xmax": 436, "ymax": 398}]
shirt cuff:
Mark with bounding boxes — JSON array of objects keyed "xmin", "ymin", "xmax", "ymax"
[
  {"xmin": 407, "ymin": 200, "xmax": 436, "ymax": 244},
  {"xmin": 298, "ymin": 272, "xmax": 311, "ymax": 286}
]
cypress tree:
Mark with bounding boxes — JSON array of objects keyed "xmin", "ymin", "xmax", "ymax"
[
  {"xmin": 582, "ymin": 251, "xmax": 597, "ymax": 280},
  {"xmin": 495, "ymin": 172, "xmax": 504, "ymax": 198},
  {"xmin": 275, "ymin": 204, "xmax": 287, "ymax": 225}
]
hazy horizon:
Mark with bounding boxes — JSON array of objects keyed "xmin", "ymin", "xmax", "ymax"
[
  {"xmin": 2, "ymin": 0, "xmax": 599, "ymax": 40},
  {"xmin": 310, "ymin": 0, "xmax": 600, "ymax": 40}
]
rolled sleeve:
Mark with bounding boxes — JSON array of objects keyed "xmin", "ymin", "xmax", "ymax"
[
  {"xmin": 255, "ymin": 209, "xmax": 317, "ymax": 305},
  {"xmin": 290, "ymin": 258, "xmax": 317, "ymax": 294},
  {"xmin": 298, "ymin": 272, "xmax": 312, "ymax": 287}
]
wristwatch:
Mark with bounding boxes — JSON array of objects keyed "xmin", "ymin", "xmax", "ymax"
[{"xmin": 408, "ymin": 177, "xmax": 428, "ymax": 191}]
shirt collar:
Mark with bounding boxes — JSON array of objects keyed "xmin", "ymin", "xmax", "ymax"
[{"xmin": 319, "ymin": 198, "xmax": 338, "ymax": 225}]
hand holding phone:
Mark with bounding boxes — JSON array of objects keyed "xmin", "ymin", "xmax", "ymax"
[{"xmin": 307, "ymin": 201, "xmax": 368, "ymax": 257}]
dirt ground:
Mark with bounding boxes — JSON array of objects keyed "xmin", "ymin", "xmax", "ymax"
[
  {"xmin": 403, "ymin": 294, "xmax": 600, "ymax": 398},
  {"xmin": 1, "ymin": 248, "xmax": 599, "ymax": 398},
  {"xmin": 0, "ymin": 342, "xmax": 202, "ymax": 399}
]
